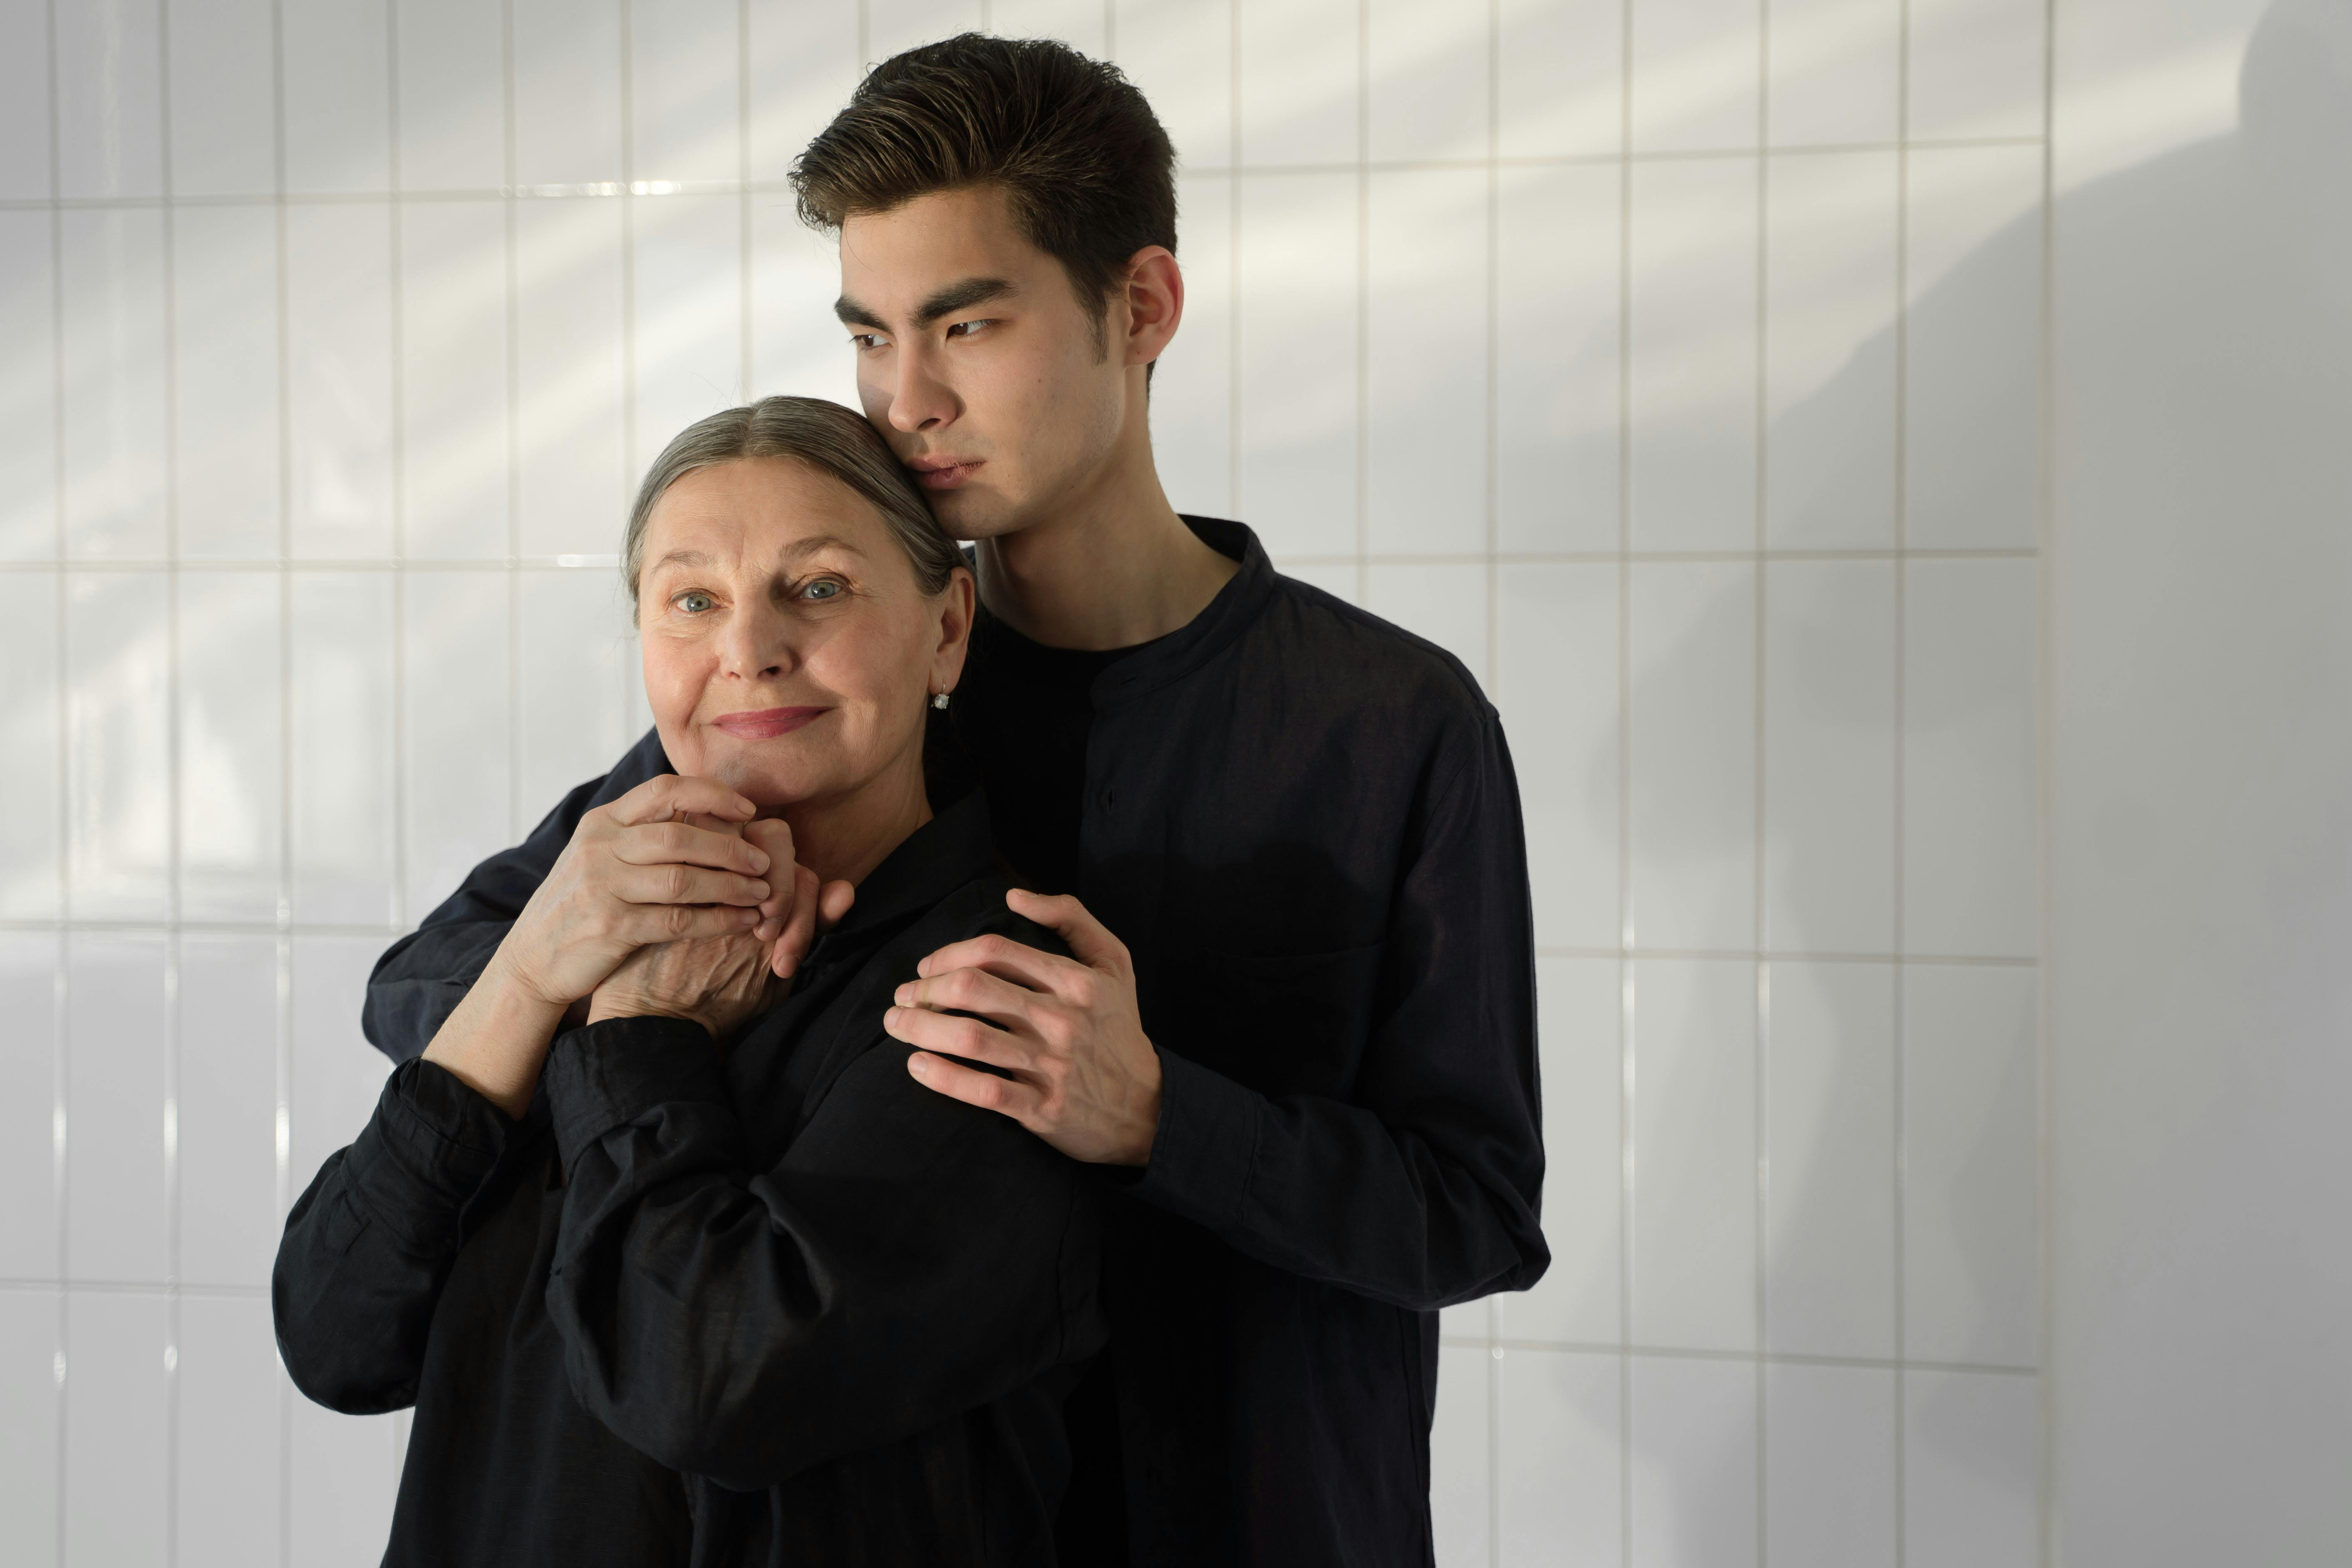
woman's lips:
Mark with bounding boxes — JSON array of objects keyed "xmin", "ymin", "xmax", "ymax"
[
  {"xmin": 711, "ymin": 706, "xmax": 831, "ymax": 740},
  {"xmin": 914, "ymin": 459, "xmax": 982, "ymax": 491}
]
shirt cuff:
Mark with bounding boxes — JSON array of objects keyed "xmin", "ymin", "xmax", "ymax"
[
  {"xmin": 542, "ymin": 1015, "xmax": 730, "ymax": 1170},
  {"xmin": 1129, "ymin": 1047, "xmax": 1262, "ymax": 1228},
  {"xmin": 347, "ymin": 1059, "xmax": 511, "ymax": 1249}
]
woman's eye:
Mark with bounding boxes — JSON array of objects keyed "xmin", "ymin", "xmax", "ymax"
[
  {"xmin": 675, "ymin": 591, "xmax": 714, "ymax": 613},
  {"xmin": 802, "ymin": 580, "xmax": 843, "ymax": 602}
]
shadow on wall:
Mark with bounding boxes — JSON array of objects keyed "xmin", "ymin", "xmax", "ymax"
[
  {"xmin": 1599, "ymin": 0, "xmax": 2352, "ymax": 1556},
  {"xmin": 2050, "ymin": 0, "xmax": 2352, "ymax": 1562}
]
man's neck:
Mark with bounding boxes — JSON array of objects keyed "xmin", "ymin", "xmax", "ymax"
[{"xmin": 973, "ymin": 434, "xmax": 1239, "ymax": 652}]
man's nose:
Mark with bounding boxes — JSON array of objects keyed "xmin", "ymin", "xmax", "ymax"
[{"xmin": 887, "ymin": 344, "xmax": 958, "ymax": 434}]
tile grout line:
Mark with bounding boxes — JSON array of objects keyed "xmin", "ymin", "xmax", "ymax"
[
  {"xmin": 268, "ymin": 1, "xmax": 296, "ymax": 1558},
  {"xmin": 1616, "ymin": 0, "xmax": 1637, "ymax": 1561},
  {"xmin": 387, "ymin": 0, "xmax": 412, "ymax": 962},
  {"xmin": 505, "ymin": 0, "xmax": 527, "ymax": 857},
  {"xmin": 0, "ymin": 1279, "xmax": 277, "ymax": 1298},
  {"xmin": 1484, "ymin": 0, "xmax": 1504, "ymax": 1556},
  {"xmin": 158, "ymin": 0, "xmax": 186, "ymax": 1559},
  {"xmin": 1536, "ymin": 945, "xmax": 2037, "ymax": 967},
  {"xmin": 42, "ymin": 0, "xmax": 68, "ymax": 1561},
  {"xmin": 0, "ymin": 131, "xmax": 2060, "ymax": 212},
  {"xmin": 2034, "ymin": 0, "xmax": 2060, "ymax": 1562},
  {"xmin": 0, "ymin": 544, "xmax": 2044, "ymax": 573},
  {"xmin": 1225, "ymin": 0, "xmax": 1241, "ymax": 523},
  {"xmin": 616, "ymin": 2, "xmax": 638, "ymax": 739},
  {"xmin": 1752, "ymin": 1, "xmax": 1772, "ymax": 1561},
  {"xmin": 619, "ymin": 0, "xmax": 637, "ymax": 521},
  {"xmin": 1893, "ymin": 0, "xmax": 1915, "ymax": 1557},
  {"xmin": 1352, "ymin": 0, "xmax": 1369, "ymax": 608},
  {"xmin": 736, "ymin": 0, "xmax": 753, "ymax": 406}
]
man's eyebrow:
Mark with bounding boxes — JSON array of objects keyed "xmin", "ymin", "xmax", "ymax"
[
  {"xmin": 833, "ymin": 277, "xmax": 1018, "ymax": 333},
  {"xmin": 913, "ymin": 277, "xmax": 1015, "ymax": 327}
]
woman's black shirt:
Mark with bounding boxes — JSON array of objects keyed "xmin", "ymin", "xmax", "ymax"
[{"xmin": 271, "ymin": 796, "xmax": 1105, "ymax": 1567}]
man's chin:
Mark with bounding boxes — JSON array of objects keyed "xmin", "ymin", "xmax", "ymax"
[{"xmin": 922, "ymin": 484, "xmax": 1028, "ymax": 542}]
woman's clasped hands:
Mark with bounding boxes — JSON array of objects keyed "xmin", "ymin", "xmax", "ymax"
[{"xmin": 423, "ymin": 774, "xmax": 852, "ymax": 1116}]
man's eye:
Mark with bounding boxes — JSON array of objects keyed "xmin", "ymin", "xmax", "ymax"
[
  {"xmin": 675, "ymin": 591, "xmax": 714, "ymax": 613},
  {"xmin": 849, "ymin": 332, "xmax": 885, "ymax": 351},
  {"xmin": 945, "ymin": 319, "xmax": 992, "ymax": 339}
]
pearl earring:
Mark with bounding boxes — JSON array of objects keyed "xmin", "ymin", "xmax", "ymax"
[{"xmin": 932, "ymin": 690, "xmax": 951, "ymax": 710}]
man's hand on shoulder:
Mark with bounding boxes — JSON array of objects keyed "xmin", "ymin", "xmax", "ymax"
[{"xmin": 887, "ymin": 891, "xmax": 1163, "ymax": 1166}]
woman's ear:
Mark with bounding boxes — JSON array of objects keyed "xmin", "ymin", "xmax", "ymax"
[{"xmin": 931, "ymin": 565, "xmax": 976, "ymax": 696}]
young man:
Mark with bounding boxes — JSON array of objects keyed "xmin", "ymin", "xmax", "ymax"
[{"xmin": 364, "ymin": 35, "xmax": 1546, "ymax": 1568}]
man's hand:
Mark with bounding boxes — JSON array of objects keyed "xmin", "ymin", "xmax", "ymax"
[{"xmin": 885, "ymin": 890, "xmax": 1162, "ymax": 1166}]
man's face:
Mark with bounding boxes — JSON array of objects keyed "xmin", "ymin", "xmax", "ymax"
[{"xmin": 836, "ymin": 186, "xmax": 1131, "ymax": 541}]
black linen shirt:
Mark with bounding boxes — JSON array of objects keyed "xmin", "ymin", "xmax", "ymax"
[
  {"xmin": 282, "ymin": 797, "xmax": 1105, "ymax": 1567},
  {"xmin": 362, "ymin": 519, "xmax": 1549, "ymax": 1568}
]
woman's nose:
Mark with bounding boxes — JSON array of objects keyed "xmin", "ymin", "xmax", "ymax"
[{"xmin": 716, "ymin": 603, "xmax": 797, "ymax": 680}]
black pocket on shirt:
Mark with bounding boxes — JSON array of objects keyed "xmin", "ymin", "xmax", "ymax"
[{"xmin": 1167, "ymin": 942, "xmax": 1386, "ymax": 1098}]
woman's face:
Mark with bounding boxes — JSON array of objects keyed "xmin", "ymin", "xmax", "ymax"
[{"xmin": 636, "ymin": 456, "xmax": 970, "ymax": 810}]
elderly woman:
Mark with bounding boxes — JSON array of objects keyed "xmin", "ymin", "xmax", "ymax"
[{"xmin": 273, "ymin": 396, "xmax": 1103, "ymax": 1568}]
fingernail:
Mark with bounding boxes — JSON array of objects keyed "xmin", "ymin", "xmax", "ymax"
[
  {"xmin": 894, "ymin": 984, "xmax": 910, "ymax": 1005},
  {"xmin": 915, "ymin": 958, "xmax": 931, "ymax": 977},
  {"xmin": 749, "ymin": 850, "xmax": 771, "ymax": 874}
]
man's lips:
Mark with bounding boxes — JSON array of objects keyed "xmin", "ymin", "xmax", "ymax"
[
  {"xmin": 909, "ymin": 456, "xmax": 983, "ymax": 491},
  {"xmin": 711, "ymin": 706, "xmax": 831, "ymax": 740}
]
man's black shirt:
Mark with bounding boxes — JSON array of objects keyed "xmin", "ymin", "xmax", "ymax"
[
  {"xmin": 970, "ymin": 628, "xmax": 1160, "ymax": 895},
  {"xmin": 280, "ymin": 798, "xmax": 1104, "ymax": 1566},
  {"xmin": 361, "ymin": 519, "xmax": 1549, "ymax": 1568}
]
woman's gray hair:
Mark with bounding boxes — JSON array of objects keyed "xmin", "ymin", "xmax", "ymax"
[{"xmin": 622, "ymin": 395, "xmax": 962, "ymax": 605}]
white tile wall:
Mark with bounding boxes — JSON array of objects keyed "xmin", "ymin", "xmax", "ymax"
[{"xmin": 0, "ymin": 2, "xmax": 2052, "ymax": 1564}]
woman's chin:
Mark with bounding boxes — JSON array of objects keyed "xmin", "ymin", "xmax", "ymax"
[
  {"xmin": 717, "ymin": 765, "xmax": 825, "ymax": 814},
  {"xmin": 661, "ymin": 741, "xmax": 807, "ymax": 809}
]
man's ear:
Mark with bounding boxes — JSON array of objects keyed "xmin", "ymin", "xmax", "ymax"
[{"xmin": 1122, "ymin": 247, "xmax": 1183, "ymax": 369}]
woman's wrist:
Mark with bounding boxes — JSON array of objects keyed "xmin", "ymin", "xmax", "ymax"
[
  {"xmin": 420, "ymin": 956, "xmax": 575, "ymax": 1119},
  {"xmin": 584, "ymin": 988, "xmax": 716, "ymax": 1035}
]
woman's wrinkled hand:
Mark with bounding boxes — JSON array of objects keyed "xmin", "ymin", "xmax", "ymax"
[
  {"xmin": 584, "ymin": 815, "xmax": 859, "ymax": 1039},
  {"xmin": 491, "ymin": 775, "xmax": 777, "ymax": 1009},
  {"xmin": 585, "ymin": 926, "xmax": 785, "ymax": 1040}
]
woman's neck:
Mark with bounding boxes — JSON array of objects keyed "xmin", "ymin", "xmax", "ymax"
[{"xmin": 768, "ymin": 755, "xmax": 933, "ymax": 888}]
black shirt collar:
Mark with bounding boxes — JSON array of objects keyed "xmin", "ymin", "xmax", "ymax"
[
  {"xmin": 970, "ymin": 516, "xmax": 1277, "ymax": 711},
  {"xmin": 826, "ymin": 789, "xmax": 998, "ymax": 938}
]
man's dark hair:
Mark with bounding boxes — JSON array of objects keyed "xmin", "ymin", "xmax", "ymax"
[{"xmin": 791, "ymin": 34, "xmax": 1177, "ymax": 354}]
